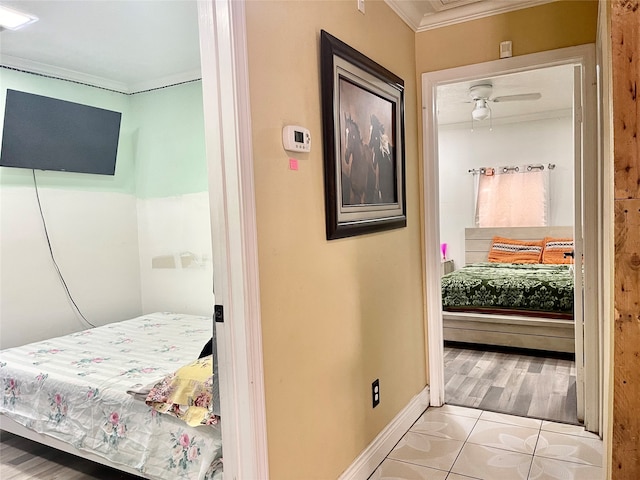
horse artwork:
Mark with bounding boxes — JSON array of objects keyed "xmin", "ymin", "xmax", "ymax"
[
  {"xmin": 369, "ymin": 114, "xmax": 396, "ymax": 204},
  {"xmin": 342, "ymin": 113, "xmax": 377, "ymax": 205},
  {"xmin": 342, "ymin": 112, "xmax": 396, "ymax": 206},
  {"xmin": 321, "ymin": 30, "xmax": 406, "ymax": 239}
]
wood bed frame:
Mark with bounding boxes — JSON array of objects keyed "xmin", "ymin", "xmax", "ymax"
[{"xmin": 442, "ymin": 226, "xmax": 576, "ymax": 353}]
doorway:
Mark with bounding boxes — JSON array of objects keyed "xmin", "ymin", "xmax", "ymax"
[
  {"xmin": 422, "ymin": 45, "xmax": 601, "ymax": 433},
  {"xmin": 436, "ymin": 65, "xmax": 579, "ymax": 424}
]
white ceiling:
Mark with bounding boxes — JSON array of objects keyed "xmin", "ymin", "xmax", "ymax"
[
  {"xmin": 436, "ymin": 65, "xmax": 574, "ymax": 125},
  {"xmin": 0, "ymin": 0, "xmax": 570, "ymax": 121},
  {"xmin": 0, "ymin": 0, "xmax": 201, "ymax": 94}
]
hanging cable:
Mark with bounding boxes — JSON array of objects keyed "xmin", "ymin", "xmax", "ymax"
[{"xmin": 32, "ymin": 170, "xmax": 96, "ymax": 328}]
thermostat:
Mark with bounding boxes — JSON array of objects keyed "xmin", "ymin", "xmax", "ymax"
[{"xmin": 282, "ymin": 125, "xmax": 311, "ymax": 153}]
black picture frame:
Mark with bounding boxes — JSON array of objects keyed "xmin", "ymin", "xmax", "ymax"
[{"xmin": 320, "ymin": 30, "xmax": 406, "ymax": 240}]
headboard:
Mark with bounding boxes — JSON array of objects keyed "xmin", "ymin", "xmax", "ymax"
[{"xmin": 464, "ymin": 226, "xmax": 573, "ymax": 265}]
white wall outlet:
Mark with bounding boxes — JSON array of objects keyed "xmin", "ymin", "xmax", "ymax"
[{"xmin": 357, "ymin": 0, "xmax": 365, "ymax": 14}]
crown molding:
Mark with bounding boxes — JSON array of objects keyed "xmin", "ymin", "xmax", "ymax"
[
  {"xmin": 385, "ymin": 0, "xmax": 557, "ymax": 32},
  {"xmin": 128, "ymin": 70, "xmax": 202, "ymax": 94},
  {"xmin": 0, "ymin": 54, "xmax": 130, "ymax": 93},
  {"xmin": 0, "ymin": 54, "xmax": 201, "ymax": 95}
]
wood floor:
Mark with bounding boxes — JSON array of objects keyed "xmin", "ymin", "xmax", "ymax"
[
  {"xmin": 444, "ymin": 343, "xmax": 579, "ymax": 425},
  {"xmin": 0, "ymin": 431, "xmax": 143, "ymax": 480}
]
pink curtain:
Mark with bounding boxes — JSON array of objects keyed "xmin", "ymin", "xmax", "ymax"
[{"xmin": 476, "ymin": 169, "xmax": 548, "ymax": 227}]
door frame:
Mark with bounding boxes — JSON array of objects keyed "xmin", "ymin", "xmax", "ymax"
[
  {"xmin": 198, "ymin": 0, "xmax": 269, "ymax": 478},
  {"xmin": 421, "ymin": 44, "xmax": 602, "ymax": 432}
]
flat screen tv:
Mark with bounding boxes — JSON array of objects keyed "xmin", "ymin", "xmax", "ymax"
[{"xmin": 1, "ymin": 89, "xmax": 122, "ymax": 175}]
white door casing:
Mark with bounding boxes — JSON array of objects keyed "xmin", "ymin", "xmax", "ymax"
[
  {"xmin": 422, "ymin": 44, "xmax": 601, "ymax": 433},
  {"xmin": 197, "ymin": 1, "xmax": 269, "ymax": 478},
  {"xmin": 573, "ymin": 64, "xmax": 586, "ymax": 422}
]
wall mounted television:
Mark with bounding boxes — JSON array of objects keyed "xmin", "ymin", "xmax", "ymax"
[{"xmin": 1, "ymin": 89, "xmax": 122, "ymax": 175}]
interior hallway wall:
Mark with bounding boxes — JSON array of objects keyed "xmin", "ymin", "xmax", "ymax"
[{"xmin": 245, "ymin": 1, "xmax": 425, "ymax": 478}]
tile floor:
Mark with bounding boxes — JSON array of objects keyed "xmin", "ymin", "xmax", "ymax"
[{"xmin": 370, "ymin": 404, "xmax": 603, "ymax": 480}]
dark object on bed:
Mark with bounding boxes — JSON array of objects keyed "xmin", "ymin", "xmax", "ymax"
[
  {"xmin": 441, "ymin": 262, "xmax": 574, "ymax": 319},
  {"xmin": 199, "ymin": 338, "xmax": 213, "ymax": 358}
]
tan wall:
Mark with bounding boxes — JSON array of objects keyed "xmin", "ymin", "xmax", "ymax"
[
  {"xmin": 245, "ymin": 1, "xmax": 425, "ymax": 478},
  {"xmin": 415, "ymin": 1, "xmax": 598, "ymax": 74}
]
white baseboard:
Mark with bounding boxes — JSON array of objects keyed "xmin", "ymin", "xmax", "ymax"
[{"xmin": 338, "ymin": 386, "xmax": 430, "ymax": 480}]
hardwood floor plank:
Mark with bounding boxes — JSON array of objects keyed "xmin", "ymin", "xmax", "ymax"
[
  {"xmin": 478, "ymin": 386, "xmax": 504, "ymax": 410},
  {"xmin": 0, "ymin": 432, "xmax": 143, "ymax": 480},
  {"xmin": 527, "ymin": 358, "xmax": 544, "ymax": 373},
  {"xmin": 444, "ymin": 344, "xmax": 580, "ymax": 425}
]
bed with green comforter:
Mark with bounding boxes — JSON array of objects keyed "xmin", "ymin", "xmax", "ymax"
[{"xmin": 441, "ymin": 262, "xmax": 574, "ymax": 319}]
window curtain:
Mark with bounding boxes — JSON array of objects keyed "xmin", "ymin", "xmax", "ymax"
[{"xmin": 475, "ymin": 167, "xmax": 549, "ymax": 227}]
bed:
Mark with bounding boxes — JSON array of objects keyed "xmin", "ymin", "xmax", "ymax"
[
  {"xmin": 0, "ymin": 312, "xmax": 222, "ymax": 480},
  {"xmin": 441, "ymin": 226, "xmax": 576, "ymax": 353}
]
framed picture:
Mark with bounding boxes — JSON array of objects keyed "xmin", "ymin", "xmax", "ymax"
[{"xmin": 320, "ymin": 30, "xmax": 406, "ymax": 240}]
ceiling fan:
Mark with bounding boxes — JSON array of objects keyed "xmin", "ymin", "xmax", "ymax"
[{"xmin": 469, "ymin": 83, "xmax": 542, "ymax": 121}]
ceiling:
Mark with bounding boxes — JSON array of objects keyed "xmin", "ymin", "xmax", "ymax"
[
  {"xmin": 0, "ymin": 0, "xmax": 569, "ymax": 121},
  {"xmin": 436, "ymin": 65, "xmax": 574, "ymax": 125},
  {"xmin": 0, "ymin": 0, "xmax": 201, "ymax": 94}
]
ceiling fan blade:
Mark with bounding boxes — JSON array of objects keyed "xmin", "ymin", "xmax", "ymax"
[{"xmin": 492, "ymin": 93, "xmax": 542, "ymax": 102}]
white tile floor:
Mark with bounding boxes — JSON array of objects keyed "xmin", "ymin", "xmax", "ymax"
[{"xmin": 370, "ymin": 404, "xmax": 603, "ymax": 480}]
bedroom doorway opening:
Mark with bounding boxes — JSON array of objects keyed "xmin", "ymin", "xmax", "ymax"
[
  {"xmin": 422, "ymin": 45, "xmax": 602, "ymax": 433},
  {"xmin": 436, "ymin": 65, "xmax": 579, "ymax": 425}
]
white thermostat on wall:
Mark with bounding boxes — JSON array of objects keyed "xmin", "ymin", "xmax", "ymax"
[{"xmin": 282, "ymin": 125, "xmax": 311, "ymax": 153}]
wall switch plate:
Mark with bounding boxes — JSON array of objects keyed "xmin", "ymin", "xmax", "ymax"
[
  {"xmin": 357, "ymin": 0, "xmax": 365, "ymax": 14},
  {"xmin": 500, "ymin": 40, "xmax": 512, "ymax": 59},
  {"xmin": 372, "ymin": 379, "xmax": 380, "ymax": 408}
]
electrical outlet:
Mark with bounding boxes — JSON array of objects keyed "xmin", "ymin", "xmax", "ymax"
[
  {"xmin": 357, "ymin": 0, "xmax": 365, "ymax": 14},
  {"xmin": 372, "ymin": 379, "xmax": 380, "ymax": 408}
]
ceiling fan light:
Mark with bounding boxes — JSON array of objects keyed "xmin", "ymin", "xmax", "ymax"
[{"xmin": 472, "ymin": 99, "xmax": 490, "ymax": 121}]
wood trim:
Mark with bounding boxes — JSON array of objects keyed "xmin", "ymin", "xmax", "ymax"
[
  {"xmin": 443, "ymin": 312, "xmax": 575, "ymax": 353},
  {"xmin": 198, "ymin": 1, "xmax": 269, "ymax": 478},
  {"xmin": 423, "ymin": 79, "xmax": 446, "ymax": 407},
  {"xmin": 611, "ymin": 0, "xmax": 640, "ymax": 476}
]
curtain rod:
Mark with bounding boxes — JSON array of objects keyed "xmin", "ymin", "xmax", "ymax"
[{"xmin": 468, "ymin": 163, "xmax": 556, "ymax": 174}]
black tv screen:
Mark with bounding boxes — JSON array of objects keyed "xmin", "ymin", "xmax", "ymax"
[{"xmin": 1, "ymin": 89, "xmax": 122, "ymax": 175}]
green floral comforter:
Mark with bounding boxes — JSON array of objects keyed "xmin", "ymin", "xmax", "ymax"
[{"xmin": 441, "ymin": 262, "xmax": 574, "ymax": 317}]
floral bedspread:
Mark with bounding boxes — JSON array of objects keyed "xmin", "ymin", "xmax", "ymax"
[
  {"xmin": 0, "ymin": 312, "xmax": 222, "ymax": 480},
  {"xmin": 441, "ymin": 263, "xmax": 574, "ymax": 317}
]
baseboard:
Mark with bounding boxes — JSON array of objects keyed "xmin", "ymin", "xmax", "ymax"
[{"xmin": 338, "ymin": 386, "xmax": 430, "ymax": 480}]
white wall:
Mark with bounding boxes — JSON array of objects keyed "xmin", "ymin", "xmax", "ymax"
[
  {"xmin": 438, "ymin": 114, "xmax": 574, "ymax": 269},
  {"xmin": 137, "ymin": 193, "xmax": 214, "ymax": 315},
  {"xmin": 0, "ymin": 187, "xmax": 142, "ymax": 348}
]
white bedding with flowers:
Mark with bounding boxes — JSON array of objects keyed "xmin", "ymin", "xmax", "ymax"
[{"xmin": 0, "ymin": 312, "xmax": 222, "ymax": 480}]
